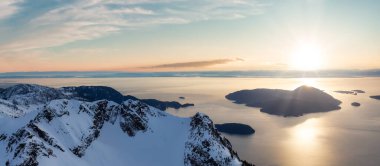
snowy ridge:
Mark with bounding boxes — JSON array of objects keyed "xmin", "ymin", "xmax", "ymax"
[
  {"xmin": 0, "ymin": 99, "xmax": 25, "ymax": 118},
  {"xmin": 185, "ymin": 113, "xmax": 251, "ymax": 165},
  {"xmin": 0, "ymin": 84, "xmax": 252, "ymax": 166},
  {"xmin": 0, "ymin": 84, "xmax": 65, "ymax": 107}
]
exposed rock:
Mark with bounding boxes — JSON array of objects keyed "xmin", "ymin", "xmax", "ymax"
[
  {"xmin": 185, "ymin": 113, "xmax": 253, "ymax": 166},
  {"xmin": 0, "ymin": 99, "xmax": 25, "ymax": 118},
  {"xmin": 226, "ymin": 85, "xmax": 342, "ymax": 117},
  {"xmin": 215, "ymin": 123, "xmax": 255, "ymax": 135},
  {"xmin": 179, "ymin": 96, "xmax": 185, "ymax": 99}
]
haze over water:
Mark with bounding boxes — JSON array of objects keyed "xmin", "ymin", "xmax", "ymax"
[{"xmin": 1, "ymin": 77, "xmax": 379, "ymax": 166}]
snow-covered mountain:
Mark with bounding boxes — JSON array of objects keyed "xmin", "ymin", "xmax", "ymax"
[{"xmin": 0, "ymin": 84, "xmax": 252, "ymax": 166}]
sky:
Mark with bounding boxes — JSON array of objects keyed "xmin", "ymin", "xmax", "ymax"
[{"xmin": 0, "ymin": 0, "xmax": 379, "ymax": 72}]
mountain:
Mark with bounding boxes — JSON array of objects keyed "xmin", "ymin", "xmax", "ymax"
[
  {"xmin": 0, "ymin": 84, "xmax": 252, "ymax": 166},
  {"xmin": 0, "ymin": 84, "xmax": 193, "ymax": 111},
  {"xmin": 60, "ymin": 86, "xmax": 194, "ymax": 110},
  {"xmin": 0, "ymin": 84, "xmax": 65, "ymax": 107},
  {"xmin": 226, "ymin": 85, "xmax": 342, "ymax": 117}
]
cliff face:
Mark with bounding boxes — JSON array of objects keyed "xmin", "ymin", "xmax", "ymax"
[{"xmin": 0, "ymin": 84, "xmax": 251, "ymax": 166}]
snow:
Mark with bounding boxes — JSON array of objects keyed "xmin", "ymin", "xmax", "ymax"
[
  {"xmin": 0, "ymin": 84, "xmax": 249, "ymax": 166},
  {"xmin": 81, "ymin": 115, "xmax": 190, "ymax": 166}
]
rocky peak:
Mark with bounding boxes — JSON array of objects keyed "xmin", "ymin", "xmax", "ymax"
[{"xmin": 185, "ymin": 113, "xmax": 253, "ymax": 166}]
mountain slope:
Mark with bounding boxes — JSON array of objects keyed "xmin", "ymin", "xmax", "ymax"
[{"xmin": 0, "ymin": 84, "xmax": 252, "ymax": 166}]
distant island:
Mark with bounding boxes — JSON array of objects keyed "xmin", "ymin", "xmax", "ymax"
[
  {"xmin": 352, "ymin": 90, "xmax": 365, "ymax": 93},
  {"xmin": 215, "ymin": 123, "xmax": 255, "ymax": 135},
  {"xmin": 351, "ymin": 102, "xmax": 361, "ymax": 107},
  {"xmin": 226, "ymin": 85, "xmax": 342, "ymax": 117},
  {"xmin": 370, "ymin": 96, "xmax": 380, "ymax": 100},
  {"xmin": 334, "ymin": 90, "xmax": 357, "ymax": 95},
  {"xmin": 334, "ymin": 90, "xmax": 365, "ymax": 95}
]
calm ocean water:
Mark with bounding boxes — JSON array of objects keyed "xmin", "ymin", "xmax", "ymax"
[{"xmin": 1, "ymin": 77, "xmax": 380, "ymax": 166}]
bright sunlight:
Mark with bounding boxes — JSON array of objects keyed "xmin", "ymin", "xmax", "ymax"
[
  {"xmin": 292, "ymin": 119, "xmax": 320, "ymax": 144},
  {"xmin": 290, "ymin": 42, "xmax": 324, "ymax": 71}
]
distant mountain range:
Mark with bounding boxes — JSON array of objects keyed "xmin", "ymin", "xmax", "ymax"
[
  {"xmin": 0, "ymin": 84, "xmax": 251, "ymax": 166},
  {"xmin": 1, "ymin": 70, "xmax": 380, "ymax": 78}
]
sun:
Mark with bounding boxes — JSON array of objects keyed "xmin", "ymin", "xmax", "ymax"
[{"xmin": 290, "ymin": 42, "xmax": 324, "ymax": 71}]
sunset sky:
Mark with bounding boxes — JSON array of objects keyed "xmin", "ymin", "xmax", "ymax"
[{"xmin": 0, "ymin": 0, "xmax": 379, "ymax": 72}]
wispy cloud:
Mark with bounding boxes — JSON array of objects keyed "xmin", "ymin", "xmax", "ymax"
[
  {"xmin": 0, "ymin": 0, "xmax": 22, "ymax": 20},
  {"xmin": 144, "ymin": 58, "xmax": 243, "ymax": 69},
  {"xmin": 0, "ymin": 0, "xmax": 267, "ymax": 52}
]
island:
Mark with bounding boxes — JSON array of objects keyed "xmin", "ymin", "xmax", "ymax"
[
  {"xmin": 370, "ymin": 96, "xmax": 380, "ymax": 100},
  {"xmin": 334, "ymin": 89, "xmax": 366, "ymax": 95},
  {"xmin": 351, "ymin": 102, "xmax": 361, "ymax": 107},
  {"xmin": 334, "ymin": 90, "xmax": 357, "ymax": 95},
  {"xmin": 215, "ymin": 123, "xmax": 255, "ymax": 135},
  {"xmin": 226, "ymin": 85, "xmax": 342, "ymax": 117},
  {"xmin": 179, "ymin": 96, "xmax": 186, "ymax": 99},
  {"xmin": 352, "ymin": 90, "xmax": 365, "ymax": 93}
]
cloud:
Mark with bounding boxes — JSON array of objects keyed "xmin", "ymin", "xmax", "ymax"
[
  {"xmin": 0, "ymin": 0, "xmax": 22, "ymax": 20},
  {"xmin": 144, "ymin": 58, "xmax": 243, "ymax": 69},
  {"xmin": 0, "ymin": 0, "xmax": 268, "ymax": 52}
]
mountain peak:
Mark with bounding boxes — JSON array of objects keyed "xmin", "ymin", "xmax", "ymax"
[{"xmin": 0, "ymin": 84, "xmax": 251, "ymax": 166}]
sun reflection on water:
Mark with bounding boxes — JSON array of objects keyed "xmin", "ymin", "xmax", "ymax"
[
  {"xmin": 282, "ymin": 118, "xmax": 329, "ymax": 166},
  {"xmin": 293, "ymin": 119, "xmax": 320, "ymax": 144}
]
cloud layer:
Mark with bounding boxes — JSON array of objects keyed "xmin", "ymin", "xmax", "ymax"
[
  {"xmin": 144, "ymin": 58, "xmax": 242, "ymax": 69},
  {"xmin": 0, "ymin": 0, "xmax": 266, "ymax": 52}
]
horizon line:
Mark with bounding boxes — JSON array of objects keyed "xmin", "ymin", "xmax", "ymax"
[{"xmin": 1, "ymin": 70, "xmax": 380, "ymax": 78}]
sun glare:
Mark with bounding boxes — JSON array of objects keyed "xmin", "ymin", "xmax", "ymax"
[
  {"xmin": 290, "ymin": 42, "xmax": 324, "ymax": 71},
  {"xmin": 292, "ymin": 119, "xmax": 320, "ymax": 144}
]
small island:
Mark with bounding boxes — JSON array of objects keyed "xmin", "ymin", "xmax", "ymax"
[
  {"xmin": 351, "ymin": 102, "xmax": 361, "ymax": 107},
  {"xmin": 215, "ymin": 123, "xmax": 255, "ymax": 135},
  {"xmin": 370, "ymin": 96, "xmax": 380, "ymax": 100},
  {"xmin": 226, "ymin": 85, "xmax": 342, "ymax": 117},
  {"xmin": 334, "ymin": 90, "xmax": 357, "ymax": 95},
  {"xmin": 179, "ymin": 96, "xmax": 186, "ymax": 99},
  {"xmin": 352, "ymin": 90, "xmax": 365, "ymax": 93},
  {"xmin": 334, "ymin": 89, "xmax": 366, "ymax": 95}
]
